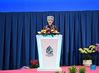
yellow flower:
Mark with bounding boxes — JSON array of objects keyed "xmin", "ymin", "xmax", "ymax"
[
  {"xmin": 79, "ymin": 48, "xmax": 83, "ymax": 52},
  {"xmin": 89, "ymin": 45, "xmax": 96, "ymax": 50},
  {"xmin": 89, "ymin": 50, "xmax": 93, "ymax": 53},
  {"xmin": 53, "ymin": 30, "xmax": 59, "ymax": 33},
  {"xmin": 83, "ymin": 50, "xmax": 88, "ymax": 54},
  {"xmin": 92, "ymin": 50, "xmax": 96, "ymax": 53},
  {"xmin": 41, "ymin": 29, "xmax": 46, "ymax": 33},
  {"xmin": 79, "ymin": 48, "xmax": 86, "ymax": 54},
  {"xmin": 83, "ymin": 48, "xmax": 89, "ymax": 53},
  {"xmin": 51, "ymin": 29, "xmax": 54, "ymax": 32},
  {"xmin": 38, "ymin": 31, "xmax": 41, "ymax": 34}
]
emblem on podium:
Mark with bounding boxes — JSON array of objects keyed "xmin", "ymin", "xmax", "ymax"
[{"xmin": 46, "ymin": 46, "xmax": 53, "ymax": 57}]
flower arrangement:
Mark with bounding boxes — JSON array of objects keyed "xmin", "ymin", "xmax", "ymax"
[
  {"xmin": 38, "ymin": 28, "xmax": 59, "ymax": 35},
  {"xmin": 79, "ymin": 45, "xmax": 96, "ymax": 60},
  {"xmin": 30, "ymin": 60, "xmax": 39, "ymax": 68}
]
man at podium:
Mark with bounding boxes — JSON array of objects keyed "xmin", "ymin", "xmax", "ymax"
[
  {"xmin": 38, "ymin": 16, "xmax": 59, "ymax": 34},
  {"xmin": 43, "ymin": 16, "xmax": 57, "ymax": 30}
]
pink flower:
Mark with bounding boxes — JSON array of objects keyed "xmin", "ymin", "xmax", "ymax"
[
  {"xmin": 46, "ymin": 29, "xmax": 51, "ymax": 34},
  {"xmin": 96, "ymin": 44, "xmax": 99, "ymax": 52}
]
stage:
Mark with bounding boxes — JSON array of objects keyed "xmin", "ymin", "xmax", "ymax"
[{"xmin": 0, "ymin": 66, "xmax": 98, "ymax": 73}]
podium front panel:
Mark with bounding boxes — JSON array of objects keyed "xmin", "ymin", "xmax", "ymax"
[{"xmin": 36, "ymin": 35, "xmax": 62, "ymax": 71}]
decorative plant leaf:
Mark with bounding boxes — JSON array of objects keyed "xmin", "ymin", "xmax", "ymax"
[
  {"xmin": 79, "ymin": 67, "xmax": 86, "ymax": 73},
  {"xmin": 69, "ymin": 66, "xmax": 76, "ymax": 73}
]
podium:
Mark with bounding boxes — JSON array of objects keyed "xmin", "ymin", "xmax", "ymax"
[{"xmin": 36, "ymin": 34, "xmax": 62, "ymax": 71}]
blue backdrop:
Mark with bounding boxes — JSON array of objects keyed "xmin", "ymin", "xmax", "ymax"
[
  {"xmin": 0, "ymin": 0, "xmax": 99, "ymax": 12},
  {"xmin": 0, "ymin": 11, "xmax": 99, "ymax": 70}
]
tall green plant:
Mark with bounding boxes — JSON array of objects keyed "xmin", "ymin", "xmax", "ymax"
[{"xmin": 69, "ymin": 66, "xmax": 76, "ymax": 73}]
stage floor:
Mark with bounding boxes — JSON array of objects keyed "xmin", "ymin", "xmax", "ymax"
[{"xmin": 0, "ymin": 66, "xmax": 98, "ymax": 73}]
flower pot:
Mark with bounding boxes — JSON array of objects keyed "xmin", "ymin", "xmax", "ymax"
[{"xmin": 83, "ymin": 60, "xmax": 92, "ymax": 66}]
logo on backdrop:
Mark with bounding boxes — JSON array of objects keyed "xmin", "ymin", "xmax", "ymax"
[{"xmin": 46, "ymin": 46, "xmax": 53, "ymax": 57}]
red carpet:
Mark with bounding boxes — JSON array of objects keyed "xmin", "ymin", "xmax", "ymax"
[{"xmin": 0, "ymin": 66, "xmax": 98, "ymax": 73}]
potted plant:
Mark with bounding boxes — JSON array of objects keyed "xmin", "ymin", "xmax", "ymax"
[
  {"xmin": 79, "ymin": 67, "xmax": 86, "ymax": 73},
  {"xmin": 30, "ymin": 59, "xmax": 39, "ymax": 68},
  {"xmin": 79, "ymin": 45, "xmax": 96, "ymax": 66},
  {"xmin": 69, "ymin": 66, "xmax": 76, "ymax": 73}
]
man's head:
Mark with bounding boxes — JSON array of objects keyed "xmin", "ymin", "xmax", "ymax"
[{"xmin": 47, "ymin": 16, "xmax": 54, "ymax": 26}]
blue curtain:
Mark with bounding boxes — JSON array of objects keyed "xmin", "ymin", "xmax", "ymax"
[{"xmin": 0, "ymin": 11, "xmax": 99, "ymax": 70}]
